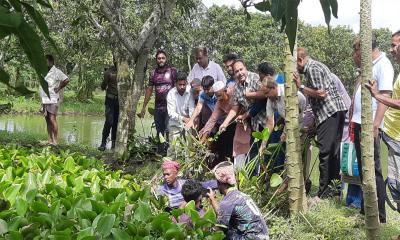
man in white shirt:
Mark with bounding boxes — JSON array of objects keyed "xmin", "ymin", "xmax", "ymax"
[
  {"xmin": 167, "ymin": 72, "xmax": 195, "ymax": 145},
  {"xmin": 188, "ymin": 47, "xmax": 226, "ymax": 84},
  {"xmin": 351, "ymin": 36, "xmax": 394, "ymax": 223},
  {"xmin": 39, "ymin": 54, "xmax": 69, "ymax": 145}
]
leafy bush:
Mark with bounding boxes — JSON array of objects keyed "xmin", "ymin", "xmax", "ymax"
[{"xmin": 0, "ymin": 145, "xmax": 224, "ymax": 239}]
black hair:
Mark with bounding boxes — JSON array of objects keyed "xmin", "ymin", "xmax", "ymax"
[
  {"xmin": 176, "ymin": 72, "xmax": 188, "ymax": 82},
  {"xmin": 232, "ymin": 59, "xmax": 246, "ymax": 68},
  {"xmin": 257, "ymin": 62, "xmax": 275, "ymax": 76},
  {"xmin": 372, "ymin": 34, "xmax": 378, "ymax": 50},
  {"xmin": 181, "ymin": 179, "xmax": 203, "ymax": 203},
  {"xmin": 155, "ymin": 49, "xmax": 167, "ymax": 59},
  {"xmin": 392, "ymin": 30, "xmax": 400, "ymax": 38},
  {"xmin": 201, "ymin": 75, "xmax": 214, "ymax": 88},
  {"xmin": 223, "ymin": 53, "xmax": 239, "ymax": 63},
  {"xmin": 195, "ymin": 47, "xmax": 208, "ymax": 56},
  {"xmin": 45, "ymin": 54, "xmax": 55, "ymax": 63}
]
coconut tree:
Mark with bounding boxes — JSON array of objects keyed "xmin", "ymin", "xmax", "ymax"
[{"xmin": 359, "ymin": 0, "xmax": 380, "ymax": 238}]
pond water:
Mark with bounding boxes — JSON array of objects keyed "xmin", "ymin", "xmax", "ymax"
[{"xmin": 0, "ymin": 115, "xmax": 154, "ymax": 148}]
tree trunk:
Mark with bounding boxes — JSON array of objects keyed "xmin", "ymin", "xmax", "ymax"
[
  {"xmin": 360, "ymin": 0, "xmax": 380, "ymax": 238},
  {"xmin": 284, "ymin": 36, "xmax": 307, "ymax": 213}
]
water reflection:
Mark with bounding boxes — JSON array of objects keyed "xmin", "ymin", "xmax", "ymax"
[{"xmin": 0, "ymin": 115, "xmax": 154, "ymax": 148}]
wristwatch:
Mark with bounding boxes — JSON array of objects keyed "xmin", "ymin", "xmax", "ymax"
[{"xmin": 299, "ymin": 84, "xmax": 305, "ymax": 92}]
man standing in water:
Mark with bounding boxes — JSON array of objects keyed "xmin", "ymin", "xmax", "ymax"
[
  {"xmin": 98, "ymin": 65, "xmax": 118, "ymax": 151},
  {"xmin": 39, "ymin": 54, "xmax": 70, "ymax": 146}
]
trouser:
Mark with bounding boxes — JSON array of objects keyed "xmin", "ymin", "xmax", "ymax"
[
  {"xmin": 209, "ymin": 122, "xmax": 235, "ymax": 168},
  {"xmin": 265, "ymin": 112, "xmax": 285, "ymax": 172},
  {"xmin": 382, "ymin": 131, "xmax": 400, "ymax": 207},
  {"xmin": 101, "ymin": 97, "xmax": 119, "ymax": 145},
  {"xmin": 316, "ymin": 111, "xmax": 345, "ymax": 198},
  {"xmin": 154, "ymin": 109, "xmax": 169, "ymax": 155},
  {"xmin": 354, "ymin": 123, "xmax": 386, "ymax": 222}
]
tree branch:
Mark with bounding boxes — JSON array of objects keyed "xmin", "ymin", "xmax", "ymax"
[{"xmin": 100, "ymin": 0, "xmax": 138, "ymax": 59}]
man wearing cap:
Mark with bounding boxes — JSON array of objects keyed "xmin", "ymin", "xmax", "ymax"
[
  {"xmin": 156, "ymin": 160, "xmax": 217, "ymax": 209},
  {"xmin": 207, "ymin": 161, "xmax": 269, "ymax": 239}
]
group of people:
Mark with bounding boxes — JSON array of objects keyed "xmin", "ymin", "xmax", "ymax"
[{"xmin": 38, "ymin": 29, "xmax": 400, "ymax": 238}]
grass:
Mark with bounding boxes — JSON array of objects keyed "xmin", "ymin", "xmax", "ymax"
[
  {"xmin": 0, "ymin": 90, "xmax": 156, "ymax": 116},
  {"xmin": 0, "ymin": 131, "xmax": 399, "ymax": 239}
]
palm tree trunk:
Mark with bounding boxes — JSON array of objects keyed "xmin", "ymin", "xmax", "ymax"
[
  {"xmin": 284, "ymin": 35, "xmax": 307, "ymax": 213},
  {"xmin": 360, "ymin": 0, "xmax": 380, "ymax": 238}
]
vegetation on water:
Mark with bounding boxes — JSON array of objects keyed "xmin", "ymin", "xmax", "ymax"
[
  {"xmin": 0, "ymin": 134, "xmax": 399, "ymax": 239},
  {"xmin": 0, "ymin": 144, "xmax": 225, "ymax": 239}
]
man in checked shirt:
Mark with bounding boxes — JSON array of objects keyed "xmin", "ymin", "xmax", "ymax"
[{"xmin": 294, "ymin": 47, "xmax": 348, "ymax": 201}]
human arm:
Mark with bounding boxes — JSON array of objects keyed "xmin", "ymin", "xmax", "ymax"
[
  {"xmin": 199, "ymin": 102, "xmax": 224, "ymax": 138},
  {"xmin": 219, "ymin": 105, "xmax": 239, "ymax": 133},
  {"xmin": 207, "ymin": 188, "xmax": 220, "ymax": 214},
  {"xmin": 293, "ymin": 72, "xmax": 327, "ymax": 100},
  {"xmin": 245, "ymin": 90, "xmax": 266, "ymax": 100},
  {"xmin": 138, "ymin": 86, "xmax": 153, "ymax": 118},
  {"xmin": 366, "ymin": 80, "xmax": 400, "ymax": 109},
  {"xmin": 54, "ymin": 70, "xmax": 70, "ymax": 93},
  {"xmin": 167, "ymin": 91, "xmax": 183, "ymax": 123},
  {"xmin": 186, "ymin": 101, "xmax": 203, "ymax": 129}
]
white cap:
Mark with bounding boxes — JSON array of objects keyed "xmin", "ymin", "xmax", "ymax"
[{"xmin": 212, "ymin": 81, "xmax": 225, "ymax": 92}]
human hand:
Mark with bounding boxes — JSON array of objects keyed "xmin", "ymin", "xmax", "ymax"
[
  {"xmin": 280, "ymin": 133, "xmax": 287, "ymax": 142},
  {"xmin": 316, "ymin": 89, "xmax": 327, "ymax": 98},
  {"xmin": 185, "ymin": 120, "xmax": 194, "ymax": 129},
  {"xmin": 236, "ymin": 113, "xmax": 248, "ymax": 123},
  {"xmin": 137, "ymin": 109, "xmax": 145, "ymax": 118},
  {"xmin": 293, "ymin": 71, "xmax": 301, "ymax": 88},
  {"xmin": 206, "ymin": 188, "xmax": 215, "ymax": 200},
  {"xmin": 183, "ymin": 117, "xmax": 190, "ymax": 124},
  {"xmin": 219, "ymin": 123, "xmax": 228, "ymax": 133},
  {"xmin": 365, "ymin": 80, "xmax": 378, "ymax": 97},
  {"xmin": 373, "ymin": 124, "xmax": 379, "ymax": 138}
]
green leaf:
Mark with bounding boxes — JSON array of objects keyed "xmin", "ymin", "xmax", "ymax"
[
  {"xmin": 254, "ymin": 1, "xmax": 271, "ymax": 12},
  {"xmin": 165, "ymin": 227, "xmax": 184, "ymax": 240},
  {"xmin": 4, "ymin": 184, "xmax": 21, "ymax": 205},
  {"xmin": 203, "ymin": 208, "xmax": 217, "ymax": 223},
  {"xmin": 251, "ymin": 131, "xmax": 263, "ymax": 141},
  {"xmin": 15, "ymin": 20, "xmax": 48, "ymax": 96},
  {"xmin": 271, "ymin": 0, "xmax": 286, "ymax": 21},
  {"xmin": 134, "ymin": 201, "xmax": 152, "ymax": 222},
  {"xmin": 329, "ymin": 0, "xmax": 338, "ymax": 18},
  {"xmin": 64, "ymin": 156, "xmax": 76, "ymax": 172},
  {"xmin": 319, "ymin": 0, "xmax": 332, "ymax": 29},
  {"xmin": 285, "ymin": 0, "xmax": 300, "ymax": 55},
  {"xmin": 31, "ymin": 201, "xmax": 48, "ymax": 213},
  {"xmin": 270, "ymin": 173, "xmax": 283, "ymax": 187},
  {"xmin": 111, "ymin": 228, "xmax": 130, "ymax": 240},
  {"xmin": 55, "ymin": 219, "xmax": 76, "ymax": 231},
  {"xmin": 77, "ymin": 227, "xmax": 94, "ymax": 240},
  {"xmin": 95, "ymin": 214, "xmax": 115, "ymax": 237},
  {"xmin": 6, "ymin": 231, "xmax": 23, "ymax": 240},
  {"xmin": 0, "ymin": 7, "xmax": 22, "ymax": 28},
  {"xmin": 0, "ymin": 219, "xmax": 8, "ymax": 234},
  {"xmin": 15, "ymin": 198, "xmax": 28, "ymax": 216},
  {"xmin": 261, "ymin": 127, "xmax": 270, "ymax": 141}
]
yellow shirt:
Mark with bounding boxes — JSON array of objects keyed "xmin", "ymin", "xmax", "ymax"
[{"xmin": 384, "ymin": 74, "xmax": 400, "ymax": 140}]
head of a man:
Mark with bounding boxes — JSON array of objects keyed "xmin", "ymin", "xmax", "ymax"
[
  {"xmin": 390, "ymin": 31, "xmax": 400, "ymax": 63},
  {"xmin": 162, "ymin": 160, "xmax": 180, "ymax": 187},
  {"xmin": 201, "ymin": 75, "xmax": 215, "ymax": 98},
  {"xmin": 258, "ymin": 62, "xmax": 276, "ymax": 85},
  {"xmin": 176, "ymin": 72, "xmax": 188, "ymax": 96},
  {"xmin": 155, "ymin": 49, "xmax": 167, "ymax": 68},
  {"xmin": 296, "ymin": 48, "xmax": 309, "ymax": 73},
  {"xmin": 352, "ymin": 35, "xmax": 378, "ymax": 68},
  {"xmin": 181, "ymin": 179, "xmax": 204, "ymax": 208},
  {"xmin": 195, "ymin": 47, "xmax": 209, "ymax": 69},
  {"xmin": 45, "ymin": 54, "xmax": 55, "ymax": 70},
  {"xmin": 213, "ymin": 81, "xmax": 228, "ymax": 101},
  {"xmin": 190, "ymin": 78, "xmax": 202, "ymax": 100},
  {"xmin": 213, "ymin": 161, "xmax": 236, "ymax": 195},
  {"xmin": 223, "ymin": 53, "xmax": 239, "ymax": 77},
  {"xmin": 264, "ymin": 80, "xmax": 279, "ymax": 99},
  {"xmin": 232, "ymin": 59, "xmax": 248, "ymax": 84}
]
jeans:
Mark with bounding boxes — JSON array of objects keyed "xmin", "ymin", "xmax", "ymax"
[
  {"xmin": 154, "ymin": 109, "xmax": 169, "ymax": 155},
  {"xmin": 101, "ymin": 97, "xmax": 119, "ymax": 145},
  {"xmin": 353, "ymin": 123, "xmax": 386, "ymax": 222},
  {"xmin": 382, "ymin": 131, "xmax": 400, "ymax": 205}
]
